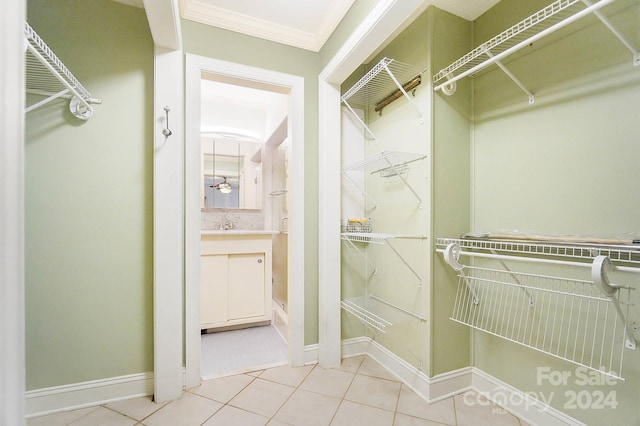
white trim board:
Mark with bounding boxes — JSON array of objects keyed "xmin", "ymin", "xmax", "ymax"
[
  {"xmin": 25, "ymin": 372, "xmax": 154, "ymax": 418},
  {"xmin": 1, "ymin": 0, "xmax": 26, "ymax": 424},
  {"xmin": 184, "ymin": 54, "xmax": 306, "ymax": 390}
]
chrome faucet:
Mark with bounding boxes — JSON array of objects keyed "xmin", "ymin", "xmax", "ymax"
[{"xmin": 219, "ymin": 214, "xmax": 236, "ymax": 230}]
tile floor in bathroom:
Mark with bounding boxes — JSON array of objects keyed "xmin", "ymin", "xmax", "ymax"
[{"xmin": 27, "ymin": 355, "xmax": 529, "ymax": 426}]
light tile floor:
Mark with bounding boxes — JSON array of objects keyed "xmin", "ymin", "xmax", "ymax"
[{"xmin": 28, "ymin": 356, "xmax": 530, "ymax": 426}]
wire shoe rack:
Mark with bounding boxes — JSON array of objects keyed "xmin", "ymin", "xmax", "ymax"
[{"xmin": 437, "ymin": 237, "xmax": 639, "ymax": 380}]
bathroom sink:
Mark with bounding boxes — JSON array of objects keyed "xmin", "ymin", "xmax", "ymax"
[{"xmin": 201, "ymin": 230, "xmax": 278, "ymax": 236}]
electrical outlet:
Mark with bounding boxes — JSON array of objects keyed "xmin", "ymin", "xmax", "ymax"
[{"xmin": 630, "ymin": 321, "xmax": 640, "ymax": 340}]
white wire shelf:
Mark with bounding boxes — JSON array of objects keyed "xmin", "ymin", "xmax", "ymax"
[
  {"xmin": 343, "ymin": 151, "xmax": 427, "ymax": 174},
  {"xmin": 342, "ymin": 151, "xmax": 427, "ymax": 208},
  {"xmin": 341, "ymin": 57, "xmax": 425, "ymax": 139},
  {"xmin": 341, "ymin": 295, "xmax": 426, "ymax": 333},
  {"xmin": 342, "ymin": 57, "xmax": 422, "ymax": 108},
  {"xmin": 436, "ymin": 237, "xmax": 640, "ymax": 266},
  {"xmin": 438, "ymin": 236, "xmax": 639, "ymax": 380},
  {"xmin": 433, "ymin": 0, "xmax": 640, "ymax": 103},
  {"xmin": 343, "ymin": 232, "xmax": 426, "ymax": 244},
  {"xmin": 450, "ymin": 265, "xmax": 634, "ymax": 380},
  {"xmin": 25, "ymin": 22, "xmax": 101, "ymax": 119},
  {"xmin": 342, "ymin": 233, "xmax": 427, "ymax": 286}
]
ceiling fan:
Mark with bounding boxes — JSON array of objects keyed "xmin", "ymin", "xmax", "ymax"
[{"xmin": 210, "ymin": 176, "xmax": 238, "ymax": 194}]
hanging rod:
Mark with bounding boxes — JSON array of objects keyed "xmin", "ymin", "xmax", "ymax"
[
  {"xmin": 433, "ymin": 0, "xmax": 638, "ymax": 103},
  {"xmin": 25, "ymin": 22, "xmax": 101, "ymax": 119}
]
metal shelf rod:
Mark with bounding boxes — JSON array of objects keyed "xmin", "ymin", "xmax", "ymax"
[
  {"xmin": 433, "ymin": 0, "xmax": 615, "ymax": 93},
  {"xmin": 436, "ymin": 248, "xmax": 640, "ymax": 275}
]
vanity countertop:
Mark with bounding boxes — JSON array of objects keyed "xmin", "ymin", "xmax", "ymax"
[{"xmin": 201, "ymin": 229, "xmax": 278, "ymax": 236}]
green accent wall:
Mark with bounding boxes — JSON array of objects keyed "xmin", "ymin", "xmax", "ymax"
[
  {"xmin": 26, "ymin": 0, "xmax": 154, "ymax": 389},
  {"xmin": 429, "ymin": 7, "xmax": 473, "ymax": 376},
  {"xmin": 470, "ymin": 0, "xmax": 640, "ymax": 424}
]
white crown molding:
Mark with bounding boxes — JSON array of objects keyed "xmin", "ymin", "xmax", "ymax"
[
  {"xmin": 180, "ymin": 0, "xmax": 319, "ymax": 51},
  {"xmin": 315, "ymin": 0, "xmax": 357, "ymax": 50}
]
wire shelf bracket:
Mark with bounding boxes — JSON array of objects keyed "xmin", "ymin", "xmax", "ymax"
[
  {"xmin": 342, "ymin": 232, "xmax": 427, "ymax": 286},
  {"xmin": 342, "ymin": 57, "xmax": 424, "ymax": 140},
  {"xmin": 25, "ymin": 22, "xmax": 101, "ymax": 119},
  {"xmin": 438, "ymin": 239, "xmax": 639, "ymax": 380},
  {"xmin": 342, "ymin": 151, "xmax": 427, "ymax": 209},
  {"xmin": 433, "ymin": 0, "xmax": 639, "ymax": 103}
]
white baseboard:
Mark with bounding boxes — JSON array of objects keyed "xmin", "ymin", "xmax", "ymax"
[
  {"xmin": 472, "ymin": 368, "xmax": 587, "ymax": 426},
  {"xmin": 25, "ymin": 372, "xmax": 154, "ymax": 418},
  {"xmin": 335, "ymin": 337, "xmax": 582, "ymax": 426}
]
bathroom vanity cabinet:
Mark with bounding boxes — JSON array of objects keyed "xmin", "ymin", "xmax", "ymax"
[{"xmin": 201, "ymin": 231, "xmax": 274, "ymax": 330}]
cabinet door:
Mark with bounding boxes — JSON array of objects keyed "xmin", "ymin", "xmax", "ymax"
[
  {"xmin": 227, "ymin": 253, "xmax": 265, "ymax": 320},
  {"xmin": 201, "ymin": 254, "xmax": 228, "ymax": 326}
]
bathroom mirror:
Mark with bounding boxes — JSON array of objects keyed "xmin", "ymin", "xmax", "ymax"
[{"xmin": 202, "ymin": 138, "xmax": 263, "ymax": 210}]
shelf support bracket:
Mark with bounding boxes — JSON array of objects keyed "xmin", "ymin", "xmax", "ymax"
[
  {"xmin": 582, "ymin": 0, "xmax": 640, "ymax": 66},
  {"xmin": 591, "ymin": 256, "xmax": 637, "ymax": 350},
  {"xmin": 381, "ymin": 62, "xmax": 424, "ymax": 124},
  {"xmin": 343, "ymin": 238, "xmax": 378, "ymax": 276},
  {"xmin": 341, "ymin": 170, "xmax": 380, "ymax": 210},
  {"xmin": 485, "ymin": 49, "xmax": 535, "ymax": 105},
  {"xmin": 385, "ymin": 238, "xmax": 422, "ymax": 286},
  {"xmin": 341, "ymin": 100, "xmax": 377, "ymax": 140},
  {"xmin": 382, "ymin": 156, "xmax": 424, "ymax": 208}
]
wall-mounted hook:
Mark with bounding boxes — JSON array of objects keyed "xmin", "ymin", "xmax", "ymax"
[{"xmin": 162, "ymin": 106, "xmax": 172, "ymax": 137}]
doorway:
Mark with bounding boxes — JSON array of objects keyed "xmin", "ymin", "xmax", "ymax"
[{"xmin": 185, "ymin": 55, "xmax": 305, "ymax": 387}]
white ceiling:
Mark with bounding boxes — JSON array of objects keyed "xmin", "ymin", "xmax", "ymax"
[{"xmin": 115, "ymin": 0, "xmax": 501, "ymax": 52}]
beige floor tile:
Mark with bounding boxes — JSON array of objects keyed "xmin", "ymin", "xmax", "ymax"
[
  {"xmin": 228, "ymin": 378, "xmax": 295, "ymax": 418},
  {"xmin": 330, "ymin": 400, "xmax": 394, "ymax": 426},
  {"xmin": 299, "ymin": 366, "xmax": 355, "ymax": 398},
  {"xmin": 266, "ymin": 419, "xmax": 292, "ymax": 426},
  {"xmin": 393, "ymin": 413, "xmax": 449, "ymax": 425},
  {"xmin": 274, "ymin": 388, "xmax": 341, "ymax": 426},
  {"xmin": 68, "ymin": 407, "xmax": 137, "ymax": 426},
  {"xmin": 344, "ymin": 374, "xmax": 401, "ymax": 412},
  {"xmin": 143, "ymin": 392, "xmax": 222, "ymax": 426},
  {"xmin": 454, "ymin": 392, "xmax": 520, "ymax": 426},
  {"xmin": 202, "ymin": 405, "xmax": 269, "ymax": 426},
  {"xmin": 106, "ymin": 396, "xmax": 166, "ymax": 421},
  {"xmin": 396, "ymin": 386, "xmax": 455, "ymax": 425},
  {"xmin": 27, "ymin": 407, "xmax": 99, "ymax": 426},
  {"xmin": 189, "ymin": 374, "xmax": 255, "ymax": 404},
  {"xmin": 357, "ymin": 356, "xmax": 400, "ymax": 382},
  {"xmin": 258, "ymin": 363, "xmax": 314, "ymax": 387},
  {"xmin": 334, "ymin": 356, "xmax": 364, "ymax": 373}
]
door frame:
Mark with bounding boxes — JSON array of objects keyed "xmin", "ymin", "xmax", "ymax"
[
  {"xmin": 184, "ymin": 54, "xmax": 305, "ymax": 388},
  {"xmin": 317, "ymin": 0, "xmax": 426, "ymax": 366}
]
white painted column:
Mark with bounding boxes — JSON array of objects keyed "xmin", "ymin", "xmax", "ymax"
[
  {"xmin": 1, "ymin": 0, "xmax": 26, "ymax": 424},
  {"xmin": 152, "ymin": 45, "xmax": 185, "ymax": 403},
  {"xmin": 318, "ymin": 80, "xmax": 343, "ymax": 367}
]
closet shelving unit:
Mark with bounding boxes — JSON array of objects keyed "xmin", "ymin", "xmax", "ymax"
[
  {"xmin": 342, "ymin": 150, "xmax": 427, "ymax": 209},
  {"xmin": 433, "ymin": 0, "xmax": 640, "ymax": 104},
  {"xmin": 340, "ymin": 57, "xmax": 428, "ymax": 367},
  {"xmin": 25, "ymin": 22, "xmax": 101, "ymax": 119},
  {"xmin": 342, "ymin": 57, "xmax": 425, "ymax": 139},
  {"xmin": 436, "ymin": 236, "xmax": 639, "ymax": 380}
]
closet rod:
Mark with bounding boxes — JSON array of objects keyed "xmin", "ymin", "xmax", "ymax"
[{"xmin": 436, "ymin": 248, "xmax": 640, "ymax": 275}]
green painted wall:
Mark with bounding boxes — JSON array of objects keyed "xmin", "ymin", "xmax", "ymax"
[
  {"xmin": 471, "ymin": 0, "xmax": 640, "ymax": 424},
  {"xmin": 429, "ymin": 7, "xmax": 473, "ymax": 376},
  {"xmin": 319, "ymin": 0, "xmax": 378, "ymax": 68},
  {"xmin": 25, "ymin": 0, "xmax": 154, "ymax": 389}
]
